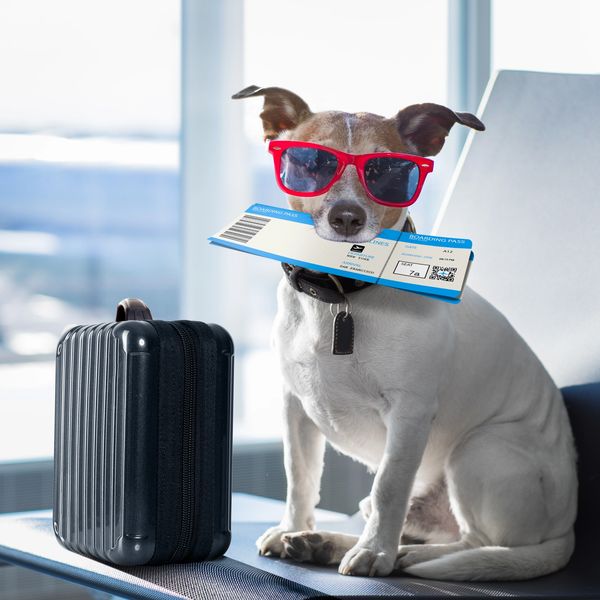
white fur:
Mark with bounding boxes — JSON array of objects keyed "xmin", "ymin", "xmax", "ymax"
[
  {"xmin": 345, "ymin": 113, "xmax": 353, "ymax": 147},
  {"xmin": 256, "ymin": 267, "xmax": 577, "ymax": 580}
]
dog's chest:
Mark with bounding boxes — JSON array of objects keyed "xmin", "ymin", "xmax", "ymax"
[{"xmin": 274, "ymin": 282, "xmax": 388, "ymax": 452}]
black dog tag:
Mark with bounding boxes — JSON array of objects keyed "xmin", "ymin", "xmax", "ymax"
[{"xmin": 332, "ymin": 311, "xmax": 354, "ymax": 355}]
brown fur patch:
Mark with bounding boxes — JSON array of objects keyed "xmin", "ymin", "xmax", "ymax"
[
  {"xmin": 283, "ymin": 111, "xmax": 416, "ymax": 230},
  {"xmin": 293, "ymin": 111, "xmax": 413, "ymax": 154},
  {"xmin": 381, "ymin": 208, "xmax": 407, "ymax": 229}
]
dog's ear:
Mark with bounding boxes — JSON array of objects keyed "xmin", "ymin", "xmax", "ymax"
[
  {"xmin": 232, "ymin": 85, "xmax": 312, "ymax": 140},
  {"xmin": 395, "ymin": 103, "xmax": 485, "ymax": 156}
]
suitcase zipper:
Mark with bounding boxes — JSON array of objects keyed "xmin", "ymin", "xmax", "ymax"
[{"xmin": 170, "ymin": 322, "xmax": 197, "ymax": 561}]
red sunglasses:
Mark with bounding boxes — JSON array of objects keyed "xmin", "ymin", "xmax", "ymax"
[{"xmin": 268, "ymin": 140, "xmax": 434, "ymax": 208}]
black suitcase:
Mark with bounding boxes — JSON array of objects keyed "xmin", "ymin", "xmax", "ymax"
[{"xmin": 53, "ymin": 298, "xmax": 234, "ymax": 566}]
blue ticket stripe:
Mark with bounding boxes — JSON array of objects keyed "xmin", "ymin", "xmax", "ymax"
[
  {"xmin": 378, "ymin": 229, "xmax": 403, "ymax": 241},
  {"xmin": 400, "ymin": 231, "xmax": 472, "ymax": 249},
  {"xmin": 378, "ymin": 277, "xmax": 461, "ymax": 299},
  {"xmin": 247, "ymin": 203, "xmax": 314, "ymax": 225},
  {"xmin": 246, "ymin": 204, "xmax": 407, "ymax": 243},
  {"xmin": 245, "ymin": 204, "xmax": 472, "ymax": 248},
  {"xmin": 409, "ymin": 290, "xmax": 461, "ymax": 304}
]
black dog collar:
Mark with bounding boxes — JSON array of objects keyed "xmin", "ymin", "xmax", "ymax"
[
  {"xmin": 281, "ymin": 215, "xmax": 416, "ymax": 305},
  {"xmin": 281, "ymin": 263, "xmax": 370, "ymax": 304}
]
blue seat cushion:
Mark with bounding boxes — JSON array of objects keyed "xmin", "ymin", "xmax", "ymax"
[{"xmin": 562, "ymin": 383, "xmax": 600, "ymax": 550}]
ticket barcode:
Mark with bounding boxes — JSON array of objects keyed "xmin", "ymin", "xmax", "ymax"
[
  {"xmin": 219, "ymin": 214, "xmax": 270, "ymax": 244},
  {"xmin": 429, "ymin": 266, "xmax": 457, "ymax": 282}
]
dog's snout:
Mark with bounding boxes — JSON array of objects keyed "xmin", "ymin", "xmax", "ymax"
[{"xmin": 328, "ymin": 202, "xmax": 366, "ymax": 237}]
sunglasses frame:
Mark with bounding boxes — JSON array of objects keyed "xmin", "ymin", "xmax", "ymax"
[{"xmin": 268, "ymin": 140, "xmax": 434, "ymax": 208}]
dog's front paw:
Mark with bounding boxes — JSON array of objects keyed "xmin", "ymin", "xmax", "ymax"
[
  {"xmin": 281, "ymin": 531, "xmax": 337, "ymax": 565},
  {"xmin": 339, "ymin": 544, "xmax": 395, "ymax": 577},
  {"xmin": 256, "ymin": 526, "xmax": 293, "ymax": 557}
]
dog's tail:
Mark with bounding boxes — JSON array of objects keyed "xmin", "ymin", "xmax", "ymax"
[{"xmin": 403, "ymin": 531, "xmax": 574, "ymax": 581}]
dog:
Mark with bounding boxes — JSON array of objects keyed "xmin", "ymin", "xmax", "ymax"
[{"xmin": 232, "ymin": 85, "xmax": 577, "ymax": 580}]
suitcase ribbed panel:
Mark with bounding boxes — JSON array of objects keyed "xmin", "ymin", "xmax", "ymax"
[
  {"xmin": 54, "ymin": 310, "xmax": 234, "ymax": 566},
  {"xmin": 54, "ymin": 323, "xmax": 126, "ymax": 562}
]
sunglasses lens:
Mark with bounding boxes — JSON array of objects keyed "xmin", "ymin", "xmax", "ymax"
[
  {"xmin": 364, "ymin": 157, "xmax": 419, "ymax": 204},
  {"xmin": 280, "ymin": 147, "xmax": 338, "ymax": 193}
]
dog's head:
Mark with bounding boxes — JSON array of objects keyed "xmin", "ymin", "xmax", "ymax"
[{"xmin": 234, "ymin": 85, "xmax": 484, "ymax": 242}]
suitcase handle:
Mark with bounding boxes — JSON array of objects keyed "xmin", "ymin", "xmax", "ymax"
[{"xmin": 116, "ymin": 298, "xmax": 153, "ymax": 321}]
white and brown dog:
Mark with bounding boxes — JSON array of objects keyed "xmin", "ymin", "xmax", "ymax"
[{"xmin": 233, "ymin": 85, "xmax": 577, "ymax": 580}]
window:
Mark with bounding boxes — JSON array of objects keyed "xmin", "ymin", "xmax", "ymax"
[
  {"xmin": 0, "ymin": 0, "xmax": 180, "ymax": 464},
  {"xmin": 492, "ymin": 0, "xmax": 600, "ymax": 73}
]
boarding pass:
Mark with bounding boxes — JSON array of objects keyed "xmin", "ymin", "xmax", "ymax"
[{"xmin": 208, "ymin": 204, "xmax": 474, "ymax": 302}]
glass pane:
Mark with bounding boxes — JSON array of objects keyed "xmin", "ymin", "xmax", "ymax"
[
  {"xmin": 0, "ymin": 0, "xmax": 179, "ymax": 134},
  {"xmin": 493, "ymin": 0, "xmax": 600, "ymax": 74},
  {"xmin": 0, "ymin": 0, "xmax": 180, "ymax": 465}
]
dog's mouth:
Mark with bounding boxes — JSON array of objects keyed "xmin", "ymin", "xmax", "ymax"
[{"xmin": 313, "ymin": 221, "xmax": 379, "ymax": 243}]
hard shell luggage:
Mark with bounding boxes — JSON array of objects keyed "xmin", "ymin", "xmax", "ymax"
[{"xmin": 53, "ymin": 298, "xmax": 234, "ymax": 566}]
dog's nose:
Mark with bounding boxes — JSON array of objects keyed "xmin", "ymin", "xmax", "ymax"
[{"xmin": 328, "ymin": 201, "xmax": 366, "ymax": 237}]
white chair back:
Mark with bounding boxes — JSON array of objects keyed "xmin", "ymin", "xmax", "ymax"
[{"xmin": 435, "ymin": 70, "xmax": 600, "ymax": 386}]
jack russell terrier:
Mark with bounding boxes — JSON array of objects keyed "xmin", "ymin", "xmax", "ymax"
[{"xmin": 232, "ymin": 85, "xmax": 577, "ymax": 581}]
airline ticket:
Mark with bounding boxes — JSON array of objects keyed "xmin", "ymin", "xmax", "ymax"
[{"xmin": 208, "ymin": 204, "xmax": 474, "ymax": 302}]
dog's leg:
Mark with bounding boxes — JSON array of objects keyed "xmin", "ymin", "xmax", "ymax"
[
  {"xmin": 339, "ymin": 398, "xmax": 435, "ymax": 576},
  {"xmin": 398, "ymin": 423, "xmax": 576, "ymax": 580},
  {"xmin": 256, "ymin": 387, "xmax": 326, "ymax": 556},
  {"xmin": 394, "ymin": 538, "xmax": 475, "ymax": 571},
  {"xmin": 361, "ymin": 494, "xmax": 434, "ymax": 545}
]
